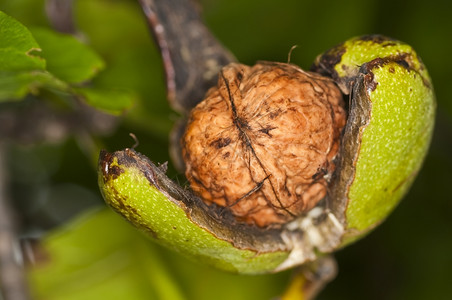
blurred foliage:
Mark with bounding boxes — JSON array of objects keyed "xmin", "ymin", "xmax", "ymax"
[
  {"xmin": 28, "ymin": 208, "xmax": 290, "ymax": 300},
  {"xmin": 0, "ymin": 0, "xmax": 451, "ymax": 299},
  {"xmin": 0, "ymin": 9, "xmax": 133, "ymax": 114}
]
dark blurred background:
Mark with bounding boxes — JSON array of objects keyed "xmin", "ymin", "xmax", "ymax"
[{"xmin": 0, "ymin": 0, "xmax": 451, "ymax": 299}]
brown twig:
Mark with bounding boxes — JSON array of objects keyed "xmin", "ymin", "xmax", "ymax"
[
  {"xmin": 137, "ymin": 0, "xmax": 236, "ymax": 114},
  {"xmin": 45, "ymin": 0, "xmax": 77, "ymax": 34},
  {"xmin": 0, "ymin": 144, "xmax": 30, "ymax": 300}
]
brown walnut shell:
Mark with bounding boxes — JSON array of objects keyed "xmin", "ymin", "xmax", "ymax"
[{"xmin": 182, "ymin": 62, "xmax": 346, "ymax": 227}]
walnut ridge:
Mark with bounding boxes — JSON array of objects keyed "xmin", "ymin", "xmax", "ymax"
[{"xmin": 182, "ymin": 62, "xmax": 346, "ymax": 227}]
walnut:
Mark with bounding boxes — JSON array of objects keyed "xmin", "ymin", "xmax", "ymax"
[{"xmin": 182, "ymin": 62, "xmax": 346, "ymax": 227}]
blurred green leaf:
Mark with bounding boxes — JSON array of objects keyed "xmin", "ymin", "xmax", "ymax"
[
  {"xmin": 28, "ymin": 208, "xmax": 186, "ymax": 300},
  {"xmin": 75, "ymin": 87, "xmax": 134, "ymax": 115},
  {"xmin": 75, "ymin": 0, "xmax": 173, "ymax": 136},
  {"xmin": 31, "ymin": 28, "xmax": 105, "ymax": 84},
  {"xmin": 28, "ymin": 208, "xmax": 290, "ymax": 300}
]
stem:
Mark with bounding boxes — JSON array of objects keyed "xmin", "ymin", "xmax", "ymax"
[
  {"xmin": 0, "ymin": 144, "xmax": 30, "ymax": 300},
  {"xmin": 281, "ymin": 255, "xmax": 337, "ymax": 300}
]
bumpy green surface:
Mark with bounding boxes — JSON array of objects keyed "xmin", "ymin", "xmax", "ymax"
[
  {"xmin": 99, "ymin": 157, "xmax": 289, "ymax": 274},
  {"xmin": 346, "ymin": 62, "xmax": 435, "ymax": 232},
  {"xmin": 335, "ymin": 37, "xmax": 436, "ymax": 234},
  {"xmin": 336, "ymin": 38, "xmax": 427, "ymax": 80}
]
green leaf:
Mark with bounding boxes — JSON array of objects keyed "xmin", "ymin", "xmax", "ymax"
[
  {"xmin": 0, "ymin": 11, "xmax": 72, "ymax": 102},
  {"xmin": 0, "ymin": 11, "xmax": 111, "ymax": 106},
  {"xmin": 0, "ymin": 48, "xmax": 44, "ymax": 71},
  {"xmin": 0, "ymin": 70, "xmax": 68, "ymax": 100},
  {"xmin": 0, "ymin": 10, "xmax": 55, "ymax": 101},
  {"xmin": 75, "ymin": 87, "xmax": 135, "ymax": 115},
  {"xmin": 0, "ymin": 10, "xmax": 45, "ymax": 71},
  {"xmin": 31, "ymin": 28, "xmax": 105, "ymax": 84}
]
